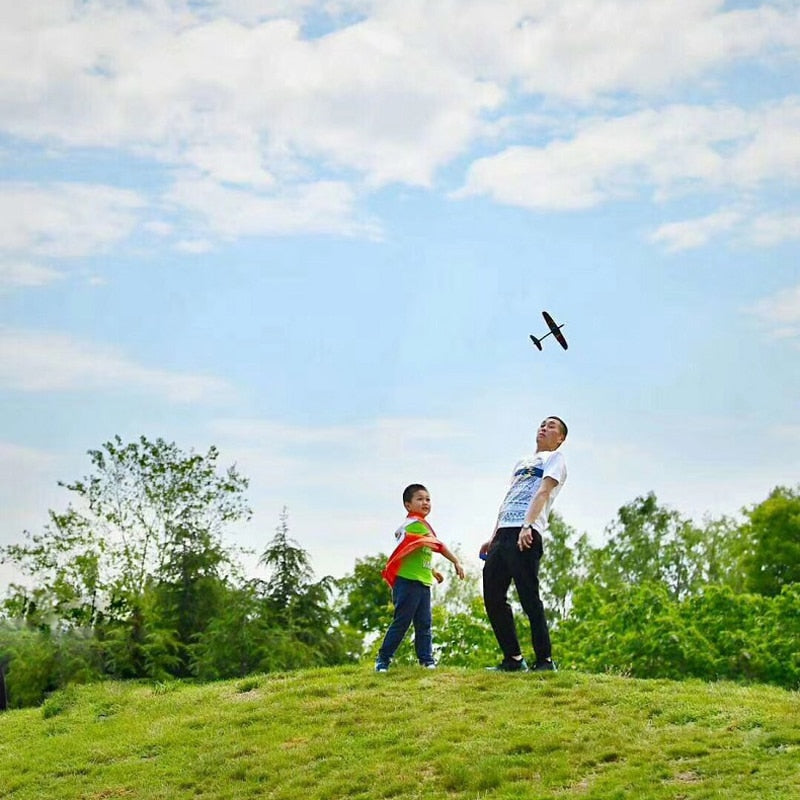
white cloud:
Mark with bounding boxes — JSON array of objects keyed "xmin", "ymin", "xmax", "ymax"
[
  {"xmin": 207, "ymin": 402, "xmax": 800, "ymax": 580},
  {"xmin": 183, "ymin": 139, "xmax": 275, "ymax": 188},
  {"xmin": 0, "ymin": 441, "xmax": 63, "ymax": 581},
  {"xmin": 458, "ymin": 100, "xmax": 800, "ymax": 212},
  {"xmin": 9, "ymin": 0, "xmax": 794, "ymax": 193},
  {"xmin": 650, "ymin": 209, "xmax": 744, "ymax": 251},
  {"xmin": 773, "ymin": 424, "xmax": 800, "ymax": 442},
  {"xmin": 195, "ymin": 0, "xmax": 317, "ymax": 25},
  {"xmin": 211, "ymin": 416, "xmax": 466, "ymax": 449},
  {"xmin": 0, "ymin": 5, "xmax": 503, "ymax": 188},
  {"xmin": 729, "ymin": 99, "xmax": 800, "ymax": 186},
  {"xmin": 0, "ymin": 440, "xmax": 57, "ymax": 471},
  {"xmin": 0, "ymin": 260, "xmax": 63, "ymax": 288},
  {"xmin": 751, "ymin": 284, "xmax": 800, "ymax": 324},
  {"xmin": 175, "ymin": 238, "xmax": 215, "ymax": 254},
  {"xmin": 652, "ymin": 206, "xmax": 800, "ymax": 252},
  {"xmin": 143, "ymin": 220, "xmax": 174, "ymax": 237},
  {"xmin": 361, "ymin": 0, "xmax": 799, "ymax": 99},
  {"xmin": 749, "ymin": 211, "xmax": 800, "ymax": 246},
  {"xmin": 748, "ymin": 283, "xmax": 800, "ymax": 343},
  {"xmin": 0, "ymin": 2, "xmax": 798, "ymax": 251},
  {"xmin": 165, "ymin": 176, "xmax": 381, "ymax": 238},
  {"xmin": 0, "ymin": 183, "xmax": 144, "ymax": 258},
  {"xmin": 567, "ymin": 413, "xmax": 800, "ymax": 537},
  {"xmin": 0, "ymin": 328, "xmax": 235, "ymax": 403},
  {"xmin": 208, "ymin": 413, "xmax": 506, "ymax": 576}
]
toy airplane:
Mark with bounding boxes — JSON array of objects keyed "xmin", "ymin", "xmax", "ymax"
[{"xmin": 530, "ymin": 311, "xmax": 568, "ymax": 351}]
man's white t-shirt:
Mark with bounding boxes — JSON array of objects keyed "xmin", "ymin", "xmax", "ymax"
[{"xmin": 495, "ymin": 449, "xmax": 567, "ymax": 534}]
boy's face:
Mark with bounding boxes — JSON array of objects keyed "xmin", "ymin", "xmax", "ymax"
[{"xmin": 405, "ymin": 489, "xmax": 431, "ymax": 518}]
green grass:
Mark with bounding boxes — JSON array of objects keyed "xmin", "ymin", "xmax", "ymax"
[{"xmin": 1, "ymin": 667, "xmax": 799, "ymax": 799}]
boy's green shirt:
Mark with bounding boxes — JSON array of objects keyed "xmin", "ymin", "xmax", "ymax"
[{"xmin": 395, "ymin": 519, "xmax": 434, "ymax": 586}]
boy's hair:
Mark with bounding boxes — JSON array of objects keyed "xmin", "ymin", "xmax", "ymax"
[
  {"xmin": 403, "ymin": 483, "xmax": 428, "ymax": 506},
  {"xmin": 549, "ymin": 416, "xmax": 568, "ymax": 439}
]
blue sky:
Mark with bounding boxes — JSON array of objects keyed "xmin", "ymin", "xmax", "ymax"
[{"xmin": 1, "ymin": 0, "xmax": 799, "ymax": 586}]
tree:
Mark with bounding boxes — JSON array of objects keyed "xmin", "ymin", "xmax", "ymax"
[
  {"xmin": 1, "ymin": 435, "xmax": 251, "ymax": 681},
  {"xmin": 258, "ymin": 509, "xmax": 354, "ymax": 668},
  {"xmin": 539, "ymin": 512, "xmax": 581, "ymax": 621},
  {"xmin": 189, "ymin": 582, "xmax": 273, "ymax": 680},
  {"xmin": 742, "ymin": 486, "xmax": 800, "ymax": 596},
  {"xmin": 432, "ymin": 596, "xmax": 497, "ymax": 667},
  {"xmin": 64, "ymin": 436, "xmax": 250, "ymax": 598},
  {"xmin": 693, "ymin": 514, "xmax": 748, "ymax": 592},
  {"xmin": 1, "ymin": 508, "xmax": 104, "ymax": 631},
  {"xmin": 586, "ymin": 493, "xmax": 710, "ymax": 599},
  {"xmin": 259, "ymin": 507, "xmax": 313, "ymax": 620},
  {"xmin": 335, "ymin": 554, "xmax": 393, "ymax": 637}
]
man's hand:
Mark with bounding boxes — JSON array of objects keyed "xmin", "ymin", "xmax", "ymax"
[
  {"xmin": 432, "ymin": 569, "xmax": 444, "ymax": 584},
  {"xmin": 479, "ymin": 541, "xmax": 491, "ymax": 558},
  {"xmin": 453, "ymin": 561, "xmax": 465, "ymax": 580},
  {"xmin": 518, "ymin": 527, "xmax": 535, "ymax": 551}
]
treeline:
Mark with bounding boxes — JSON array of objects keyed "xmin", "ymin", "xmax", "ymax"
[
  {"xmin": 1, "ymin": 437, "xmax": 798, "ymax": 708},
  {"xmin": 549, "ymin": 491, "xmax": 800, "ymax": 686},
  {"xmin": 419, "ymin": 491, "xmax": 800, "ymax": 688},
  {"xmin": 0, "ymin": 437, "xmax": 358, "ymax": 708}
]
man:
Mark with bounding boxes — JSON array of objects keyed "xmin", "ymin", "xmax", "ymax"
[{"xmin": 480, "ymin": 416, "xmax": 568, "ymax": 672}]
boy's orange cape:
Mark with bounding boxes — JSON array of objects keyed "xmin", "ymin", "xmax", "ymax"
[{"xmin": 381, "ymin": 514, "xmax": 445, "ymax": 588}]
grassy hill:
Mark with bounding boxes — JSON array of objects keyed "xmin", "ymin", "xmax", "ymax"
[{"xmin": 0, "ymin": 666, "xmax": 798, "ymax": 799}]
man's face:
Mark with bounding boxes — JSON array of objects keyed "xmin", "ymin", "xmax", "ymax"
[
  {"xmin": 536, "ymin": 418, "xmax": 565, "ymax": 451},
  {"xmin": 405, "ymin": 489, "xmax": 431, "ymax": 517}
]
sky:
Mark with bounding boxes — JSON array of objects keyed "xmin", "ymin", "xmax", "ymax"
[{"xmin": 1, "ymin": 0, "xmax": 799, "ymax": 588}]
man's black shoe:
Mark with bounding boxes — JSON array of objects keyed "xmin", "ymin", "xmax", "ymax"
[
  {"xmin": 487, "ymin": 657, "xmax": 529, "ymax": 672},
  {"xmin": 532, "ymin": 659, "xmax": 557, "ymax": 672}
]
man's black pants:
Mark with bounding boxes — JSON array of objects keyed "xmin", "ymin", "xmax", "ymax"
[{"xmin": 482, "ymin": 527, "xmax": 552, "ymax": 662}]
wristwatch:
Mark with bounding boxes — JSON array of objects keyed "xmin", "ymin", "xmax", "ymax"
[{"xmin": 521, "ymin": 523, "xmax": 535, "ymax": 531}]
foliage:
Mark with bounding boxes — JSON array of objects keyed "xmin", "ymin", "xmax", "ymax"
[
  {"xmin": 66, "ymin": 435, "xmax": 249, "ymax": 598},
  {"xmin": 189, "ymin": 583, "xmax": 271, "ymax": 680},
  {"xmin": 431, "ymin": 596, "xmax": 497, "ymax": 667},
  {"xmin": 335, "ymin": 553, "xmax": 394, "ymax": 637},
  {"xmin": 538, "ymin": 511, "xmax": 581, "ymax": 621},
  {"xmin": 2, "ymin": 431, "xmax": 799, "ymax": 706},
  {"xmin": 1, "ymin": 509, "xmax": 104, "ymax": 631},
  {"xmin": 259, "ymin": 507, "xmax": 313, "ymax": 615},
  {"xmin": 741, "ymin": 485, "xmax": 800, "ymax": 596},
  {"xmin": 257, "ymin": 507, "xmax": 356, "ymax": 670},
  {"xmin": 555, "ymin": 580, "xmax": 800, "ymax": 689},
  {"xmin": 0, "ymin": 437, "xmax": 257, "ymax": 700},
  {"xmin": 0, "ymin": 624, "xmax": 102, "ymax": 708},
  {"xmin": 585, "ymin": 493, "xmax": 715, "ymax": 599}
]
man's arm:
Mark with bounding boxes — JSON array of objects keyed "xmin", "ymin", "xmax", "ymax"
[
  {"xmin": 480, "ymin": 463, "xmax": 519, "ymax": 557},
  {"xmin": 518, "ymin": 476, "xmax": 559, "ymax": 551},
  {"xmin": 479, "ymin": 522, "xmax": 499, "ymax": 558}
]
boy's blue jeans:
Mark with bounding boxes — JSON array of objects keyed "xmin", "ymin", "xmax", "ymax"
[{"xmin": 377, "ymin": 576, "xmax": 433, "ymax": 665}]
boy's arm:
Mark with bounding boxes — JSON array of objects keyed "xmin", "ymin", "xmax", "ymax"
[{"xmin": 438, "ymin": 543, "xmax": 465, "ymax": 579}]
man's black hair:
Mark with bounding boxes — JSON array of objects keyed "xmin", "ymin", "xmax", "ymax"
[{"xmin": 403, "ymin": 483, "xmax": 428, "ymax": 505}]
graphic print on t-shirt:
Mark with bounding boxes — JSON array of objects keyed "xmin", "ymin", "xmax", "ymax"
[{"xmin": 497, "ymin": 456, "xmax": 545, "ymax": 527}]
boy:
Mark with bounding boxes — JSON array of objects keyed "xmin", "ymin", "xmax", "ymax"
[{"xmin": 375, "ymin": 484, "xmax": 465, "ymax": 672}]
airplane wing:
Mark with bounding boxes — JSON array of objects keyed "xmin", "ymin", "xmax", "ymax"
[{"xmin": 542, "ymin": 311, "xmax": 568, "ymax": 350}]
